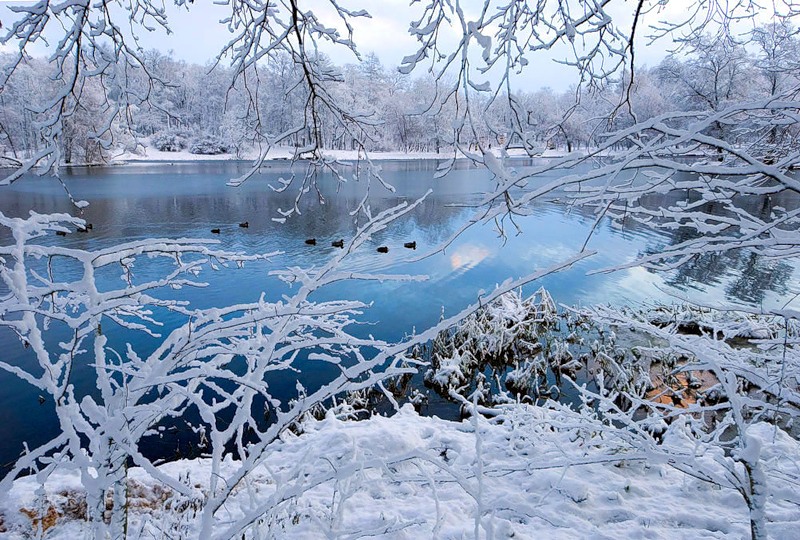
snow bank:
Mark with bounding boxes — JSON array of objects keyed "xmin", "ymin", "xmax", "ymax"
[
  {"xmin": 110, "ymin": 146, "xmax": 577, "ymax": 165},
  {"xmin": 113, "ymin": 146, "xmax": 458, "ymax": 164},
  {"xmin": 3, "ymin": 404, "xmax": 797, "ymax": 539}
]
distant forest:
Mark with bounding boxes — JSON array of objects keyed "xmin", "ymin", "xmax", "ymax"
[{"xmin": 1, "ymin": 23, "xmax": 797, "ymax": 164}]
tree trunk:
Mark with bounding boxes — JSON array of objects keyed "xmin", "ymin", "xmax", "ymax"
[
  {"xmin": 109, "ymin": 459, "xmax": 129, "ymax": 540},
  {"xmin": 743, "ymin": 459, "xmax": 768, "ymax": 540}
]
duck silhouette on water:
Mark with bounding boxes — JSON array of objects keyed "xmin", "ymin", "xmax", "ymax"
[
  {"xmin": 305, "ymin": 238, "xmax": 317, "ymax": 245},
  {"xmin": 404, "ymin": 241, "xmax": 416, "ymax": 249},
  {"xmin": 332, "ymin": 239, "xmax": 344, "ymax": 248},
  {"xmin": 239, "ymin": 221, "xmax": 249, "ymax": 228},
  {"xmin": 376, "ymin": 246, "xmax": 389, "ymax": 253}
]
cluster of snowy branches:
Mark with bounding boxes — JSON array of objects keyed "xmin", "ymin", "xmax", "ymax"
[
  {"xmin": 419, "ymin": 288, "xmax": 800, "ymax": 539},
  {"xmin": 0, "ymin": 203, "xmax": 424, "ymax": 537}
]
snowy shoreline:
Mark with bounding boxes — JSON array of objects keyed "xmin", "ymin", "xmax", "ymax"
[
  {"xmin": 2, "ymin": 405, "xmax": 797, "ymax": 539},
  {"xmin": 109, "ymin": 146, "xmax": 565, "ymax": 165},
  {"xmin": 0, "ymin": 148, "xmax": 526, "ymax": 170},
  {"xmin": 2, "ymin": 146, "xmax": 746, "ymax": 170}
]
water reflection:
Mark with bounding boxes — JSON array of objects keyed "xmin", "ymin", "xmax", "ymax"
[
  {"xmin": 631, "ymin": 185, "xmax": 800, "ymax": 307},
  {"xmin": 0, "ymin": 159, "xmax": 797, "ymax": 472},
  {"xmin": 450, "ymin": 244, "xmax": 492, "ymax": 272},
  {"xmin": 2, "ymin": 161, "xmax": 797, "ymax": 349}
]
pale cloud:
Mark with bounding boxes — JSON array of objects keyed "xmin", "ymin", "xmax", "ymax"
[
  {"xmin": 616, "ymin": 266, "xmax": 665, "ymax": 295},
  {"xmin": 521, "ymin": 243, "xmax": 576, "ymax": 264}
]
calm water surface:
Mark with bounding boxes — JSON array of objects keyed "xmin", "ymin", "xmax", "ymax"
[{"xmin": 0, "ymin": 159, "xmax": 797, "ymax": 471}]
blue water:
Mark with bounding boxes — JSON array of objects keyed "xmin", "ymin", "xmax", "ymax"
[{"xmin": 0, "ymin": 159, "xmax": 796, "ymax": 472}]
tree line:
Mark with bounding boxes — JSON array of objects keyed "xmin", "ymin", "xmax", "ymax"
[{"xmin": 1, "ymin": 21, "xmax": 796, "ymax": 165}]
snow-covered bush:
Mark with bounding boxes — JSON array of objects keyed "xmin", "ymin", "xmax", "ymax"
[
  {"xmin": 425, "ymin": 288, "xmax": 577, "ymax": 402},
  {"xmin": 189, "ymin": 134, "xmax": 229, "ymax": 155},
  {"xmin": 430, "ymin": 287, "xmax": 554, "ymax": 360},
  {"xmin": 150, "ymin": 130, "xmax": 188, "ymax": 152},
  {"xmin": 505, "ymin": 355, "xmax": 547, "ymax": 394}
]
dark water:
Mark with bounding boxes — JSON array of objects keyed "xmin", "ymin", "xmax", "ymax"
[{"xmin": 0, "ymin": 159, "xmax": 797, "ymax": 473}]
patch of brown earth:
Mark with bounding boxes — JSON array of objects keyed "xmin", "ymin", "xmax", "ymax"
[{"xmin": 646, "ymin": 365, "xmax": 718, "ymax": 408}]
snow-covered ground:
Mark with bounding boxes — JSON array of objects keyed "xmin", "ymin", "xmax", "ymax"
[
  {"xmin": 2, "ymin": 404, "xmax": 797, "ymax": 539},
  {"xmin": 110, "ymin": 145, "xmax": 571, "ymax": 164}
]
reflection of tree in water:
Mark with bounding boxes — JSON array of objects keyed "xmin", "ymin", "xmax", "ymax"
[
  {"xmin": 666, "ymin": 250, "xmax": 726, "ymax": 289},
  {"xmin": 725, "ymin": 252, "xmax": 793, "ymax": 304},
  {"xmin": 643, "ymin": 225, "xmax": 794, "ymax": 305},
  {"xmin": 627, "ymin": 184, "xmax": 799, "ymax": 305},
  {"xmin": 664, "ymin": 247, "xmax": 793, "ymax": 304}
]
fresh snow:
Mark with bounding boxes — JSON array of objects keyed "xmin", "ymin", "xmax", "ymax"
[{"xmin": 2, "ymin": 405, "xmax": 798, "ymax": 539}]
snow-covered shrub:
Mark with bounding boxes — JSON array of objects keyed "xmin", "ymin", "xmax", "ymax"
[
  {"xmin": 150, "ymin": 130, "xmax": 188, "ymax": 152},
  {"xmin": 433, "ymin": 287, "xmax": 555, "ymax": 363},
  {"xmin": 424, "ymin": 349, "xmax": 470, "ymax": 391},
  {"xmin": 647, "ymin": 304, "xmax": 775, "ymax": 341},
  {"xmin": 425, "ymin": 288, "xmax": 571, "ymax": 404},
  {"xmin": 189, "ymin": 134, "xmax": 229, "ymax": 155},
  {"xmin": 505, "ymin": 355, "xmax": 547, "ymax": 395}
]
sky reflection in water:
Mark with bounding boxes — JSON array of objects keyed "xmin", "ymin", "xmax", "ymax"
[{"xmin": 0, "ymin": 159, "xmax": 797, "ymax": 470}]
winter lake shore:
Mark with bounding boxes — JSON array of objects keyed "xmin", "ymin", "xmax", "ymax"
[
  {"xmin": 5, "ymin": 145, "xmax": 775, "ymax": 170},
  {"xmin": 1, "ymin": 151, "xmax": 798, "ymax": 539}
]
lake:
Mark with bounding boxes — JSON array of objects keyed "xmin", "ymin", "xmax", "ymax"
[{"xmin": 0, "ymin": 159, "xmax": 797, "ymax": 473}]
